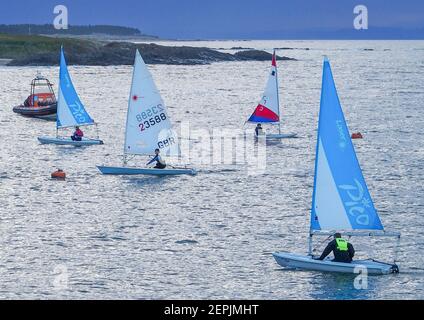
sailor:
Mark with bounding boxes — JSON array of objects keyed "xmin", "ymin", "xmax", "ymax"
[
  {"xmin": 71, "ymin": 126, "xmax": 84, "ymax": 141},
  {"xmin": 255, "ymin": 123, "xmax": 264, "ymax": 136},
  {"xmin": 24, "ymin": 96, "xmax": 32, "ymax": 107},
  {"xmin": 146, "ymin": 148, "xmax": 166, "ymax": 169},
  {"xmin": 316, "ymin": 233, "xmax": 355, "ymax": 263}
]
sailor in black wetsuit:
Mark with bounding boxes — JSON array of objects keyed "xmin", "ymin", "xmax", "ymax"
[
  {"xmin": 316, "ymin": 233, "xmax": 355, "ymax": 263},
  {"xmin": 255, "ymin": 123, "xmax": 263, "ymax": 136},
  {"xmin": 146, "ymin": 148, "xmax": 166, "ymax": 169}
]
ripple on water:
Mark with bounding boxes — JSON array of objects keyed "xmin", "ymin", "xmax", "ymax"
[{"xmin": 175, "ymin": 240, "xmax": 199, "ymax": 244}]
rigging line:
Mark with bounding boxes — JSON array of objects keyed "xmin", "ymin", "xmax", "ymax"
[{"xmin": 312, "ymin": 235, "xmax": 332, "ymax": 252}]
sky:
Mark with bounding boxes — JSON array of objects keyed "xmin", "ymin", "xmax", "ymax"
[{"xmin": 1, "ymin": 0, "xmax": 423, "ymax": 39}]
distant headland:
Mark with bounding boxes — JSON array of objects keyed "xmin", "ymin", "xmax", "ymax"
[{"xmin": 0, "ymin": 30, "xmax": 297, "ymax": 66}]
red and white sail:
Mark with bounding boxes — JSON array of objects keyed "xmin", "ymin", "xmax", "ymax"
[{"xmin": 247, "ymin": 50, "xmax": 280, "ymax": 123}]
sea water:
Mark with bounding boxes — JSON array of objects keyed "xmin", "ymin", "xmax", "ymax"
[{"xmin": 0, "ymin": 40, "xmax": 423, "ymax": 299}]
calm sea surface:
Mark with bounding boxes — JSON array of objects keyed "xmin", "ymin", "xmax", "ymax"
[{"xmin": 0, "ymin": 40, "xmax": 423, "ymax": 299}]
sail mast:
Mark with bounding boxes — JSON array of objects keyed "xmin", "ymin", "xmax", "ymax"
[
  {"xmin": 122, "ymin": 50, "xmax": 139, "ymax": 166},
  {"xmin": 273, "ymin": 50, "xmax": 282, "ymax": 134},
  {"xmin": 56, "ymin": 46, "xmax": 64, "ymax": 133},
  {"xmin": 308, "ymin": 56, "xmax": 327, "ymax": 254}
]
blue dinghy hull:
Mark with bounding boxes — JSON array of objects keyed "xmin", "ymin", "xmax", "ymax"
[
  {"xmin": 273, "ymin": 252, "xmax": 398, "ymax": 275},
  {"xmin": 97, "ymin": 165, "xmax": 196, "ymax": 176},
  {"xmin": 38, "ymin": 136, "xmax": 104, "ymax": 146}
]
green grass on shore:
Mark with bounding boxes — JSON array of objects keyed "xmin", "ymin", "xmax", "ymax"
[{"xmin": 0, "ymin": 34, "xmax": 99, "ymax": 59}]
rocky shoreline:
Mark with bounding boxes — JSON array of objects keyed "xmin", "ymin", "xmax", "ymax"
[{"xmin": 2, "ymin": 36, "xmax": 296, "ymax": 66}]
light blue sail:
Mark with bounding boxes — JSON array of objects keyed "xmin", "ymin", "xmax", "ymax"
[
  {"xmin": 310, "ymin": 58, "xmax": 383, "ymax": 231},
  {"xmin": 56, "ymin": 47, "xmax": 94, "ymax": 128}
]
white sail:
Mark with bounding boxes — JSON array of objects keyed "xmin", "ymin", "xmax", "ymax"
[{"xmin": 124, "ymin": 50, "xmax": 179, "ymax": 157}]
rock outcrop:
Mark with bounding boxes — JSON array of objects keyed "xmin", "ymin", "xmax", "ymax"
[{"xmin": 7, "ymin": 41, "xmax": 296, "ymax": 66}]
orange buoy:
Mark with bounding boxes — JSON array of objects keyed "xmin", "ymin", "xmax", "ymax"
[
  {"xmin": 51, "ymin": 169, "xmax": 66, "ymax": 179},
  {"xmin": 351, "ymin": 132, "xmax": 363, "ymax": 139}
]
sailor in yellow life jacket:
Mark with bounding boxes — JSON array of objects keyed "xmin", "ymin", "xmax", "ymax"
[{"xmin": 316, "ymin": 232, "xmax": 355, "ymax": 263}]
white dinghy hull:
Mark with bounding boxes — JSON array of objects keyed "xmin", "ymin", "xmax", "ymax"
[
  {"xmin": 273, "ymin": 252, "xmax": 398, "ymax": 275},
  {"xmin": 263, "ymin": 133, "xmax": 297, "ymax": 139},
  {"xmin": 38, "ymin": 136, "xmax": 104, "ymax": 146},
  {"xmin": 97, "ymin": 165, "xmax": 196, "ymax": 176}
]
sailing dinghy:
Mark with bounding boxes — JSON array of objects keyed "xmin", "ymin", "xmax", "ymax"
[
  {"xmin": 246, "ymin": 50, "xmax": 296, "ymax": 139},
  {"xmin": 38, "ymin": 47, "xmax": 103, "ymax": 146},
  {"xmin": 273, "ymin": 58, "xmax": 400, "ymax": 275},
  {"xmin": 97, "ymin": 50, "xmax": 196, "ymax": 176}
]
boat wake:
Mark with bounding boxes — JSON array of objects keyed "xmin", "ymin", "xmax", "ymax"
[{"xmin": 197, "ymin": 168, "xmax": 240, "ymax": 174}]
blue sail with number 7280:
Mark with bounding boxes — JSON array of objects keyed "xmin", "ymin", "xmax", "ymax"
[{"xmin": 56, "ymin": 46, "xmax": 94, "ymax": 128}]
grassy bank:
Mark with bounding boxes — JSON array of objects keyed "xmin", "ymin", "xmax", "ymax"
[{"xmin": 0, "ymin": 34, "xmax": 99, "ymax": 59}]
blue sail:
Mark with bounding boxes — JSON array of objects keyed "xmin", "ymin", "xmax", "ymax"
[
  {"xmin": 56, "ymin": 47, "xmax": 94, "ymax": 128},
  {"xmin": 310, "ymin": 58, "xmax": 383, "ymax": 231}
]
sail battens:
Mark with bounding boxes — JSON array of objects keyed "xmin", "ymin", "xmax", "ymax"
[{"xmin": 310, "ymin": 58, "xmax": 384, "ymax": 232}]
